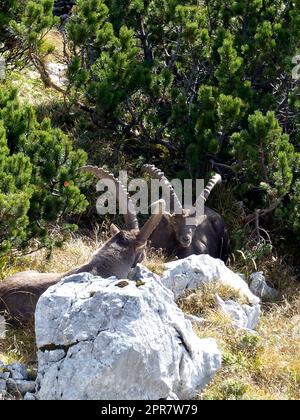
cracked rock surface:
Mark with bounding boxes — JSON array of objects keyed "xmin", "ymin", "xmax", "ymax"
[{"xmin": 35, "ymin": 273, "xmax": 222, "ymax": 400}]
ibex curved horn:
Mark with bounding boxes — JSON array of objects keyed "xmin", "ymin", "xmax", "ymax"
[
  {"xmin": 137, "ymin": 199, "xmax": 166, "ymax": 243},
  {"xmin": 142, "ymin": 164, "xmax": 183, "ymax": 213},
  {"xmin": 80, "ymin": 166, "xmax": 139, "ymax": 230},
  {"xmin": 194, "ymin": 174, "xmax": 222, "ymax": 210}
]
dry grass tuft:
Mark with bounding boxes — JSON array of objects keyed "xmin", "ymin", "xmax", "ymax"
[
  {"xmin": 0, "ymin": 325, "xmax": 36, "ymax": 367},
  {"xmin": 197, "ymin": 280, "xmax": 300, "ymax": 400},
  {"xmin": 178, "ymin": 282, "xmax": 248, "ymax": 318},
  {"xmin": 43, "ymin": 30, "xmax": 66, "ymax": 64},
  {"xmin": 0, "ymin": 233, "xmax": 105, "ymax": 281},
  {"xmin": 144, "ymin": 247, "xmax": 167, "ymax": 276}
]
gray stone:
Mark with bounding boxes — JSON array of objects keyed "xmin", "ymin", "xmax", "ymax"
[
  {"xmin": 161, "ymin": 255, "xmax": 260, "ymax": 305},
  {"xmin": 250, "ymin": 272, "xmax": 280, "ymax": 302},
  {"xmin": 6, "ymin": 363, "xmax": 28, "ymax": 380},
  {"xmin": 6, "ymin": 379, "xmax": 17, "ymax": 395},
  {"xmin": 36, "ymin": 273, "xmax": 222, "ymax": 400},
  {"xmin": 215, "ymin": 295, "xmax": 261, "ymax": 331},
  {"xmin": 129, "ymin": 264, "xmax": 161, "ymax": 283},
  {"xmin": 46, "ymin": 62, "xmax": 67, "ymax": 87},
  {"xmin": 0, "ymin": 371, "xmax": 10, "ymax": 380},
  {"xmin": 6, "ymin": 379, "xmax": 36, "ymax": 395},
  {"xmin": 0, "ymin": 379, "xmax": 6, "ymax": 392},
  {"xmin": 24, "ymin": 392, "xmax": 37, "ymax": 401}
]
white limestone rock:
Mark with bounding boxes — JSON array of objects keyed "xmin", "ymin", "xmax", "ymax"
[
  {"xmin": 24, "ymin": 392, "xmax": 37, "ymax": 401},
  {"xmin": 215, "ymin": 295, "xmax": 261, "ymax": 331},
  {"xmin": 161, "ymin": 255, "xmax": 260, "ymax": 304},
  {"xmin": 250, "ymin": 272, "xmax": 280, "ymax": 302},
  {"xmin": 6, "ymin": 378, "xmax": 36, "ymax": 395},
  {"xmin": 35, "ymin": 273, "xmax": 221, "ymax": 401},
  {"xmin": 6, "ymin": 363, "xmax": 28, "ymax": 380},
  {"xmin": 129, "ymin": 264, "xmax": 161, "ymax": 283}
]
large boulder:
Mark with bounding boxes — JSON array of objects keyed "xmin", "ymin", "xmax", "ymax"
[
  {"xmin": 35, "ymin": 273, "xmax": 221, "ymax": 400},
  {"xmin": 160, "ymin": 255, "xmax": 260, "ymax": 304}
]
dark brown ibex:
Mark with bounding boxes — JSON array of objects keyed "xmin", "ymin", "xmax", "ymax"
[
  {"xmin": 142, "ymin": 165, "xmax": 230, "ymax": 261},
  {"xmin": 0, "ymin": 166, "xmax": 165, "ymax": 325}
]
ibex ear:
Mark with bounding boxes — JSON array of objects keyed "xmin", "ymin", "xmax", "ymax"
[{"xmin": 110, "ymin": 224, "xmax": 120, "ymax": 236}]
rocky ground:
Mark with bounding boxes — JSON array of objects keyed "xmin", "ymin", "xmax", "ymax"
[
  {"xmin": 1, "ymin": 245, "xmax": 299, "ymax": 400},
  {"xmin": 0, "ymin": 361, "xmax": 36, "ymax": 400}
]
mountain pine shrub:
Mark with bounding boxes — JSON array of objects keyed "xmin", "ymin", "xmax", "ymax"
[{"xmin": 0, "ymin": 87, "xmax": 88, "ymax": 256}]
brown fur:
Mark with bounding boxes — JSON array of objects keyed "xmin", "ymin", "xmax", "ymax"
[{"xmin": 0, "ymin": 227, "xmax": 158, "ymax": 325}]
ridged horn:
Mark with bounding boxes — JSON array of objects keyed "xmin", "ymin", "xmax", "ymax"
[
  {"xmin": 142, "ymin": 164, "xmax": 183, "ymax": 213},
  {"xmin": 80, "ymin": 166, "xmax": 139, "ymax": 230},
  {"xmin": 136, "ymin": 199, "xmax": 166, "ymax": 243},
  {"xmin": 194, "ymin": 174, "xmax": 222, "ymax": 207}
]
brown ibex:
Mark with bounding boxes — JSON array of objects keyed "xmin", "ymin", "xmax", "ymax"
[
  {"xmin": 0, "ymin": 166, "xmax": 165, "ymax": 325},
  {"xmin": 142, "ymin": 165, "xmax": 230, "ymax": 261}
]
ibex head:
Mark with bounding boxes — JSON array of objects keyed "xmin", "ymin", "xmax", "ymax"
[
  {"xmin": 80, "ymin": 166, "xmax": 165, "ymax": 277},
  {"xmin": 167, "ymin": 210, "xmax": 196, "ymax": 248},
  {"xmin": 142, "ymin": 165, "xmax": 221, "ymax": 249}
]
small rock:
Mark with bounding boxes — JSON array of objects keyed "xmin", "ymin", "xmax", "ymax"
[
  {"xmin": 166, "ymin": 392, "xmax": 179, "ymax": 400},
  {"xmin": 129, "ymin": 264, "xmax": 161, "ymax": 284},
  {"xmin": 46, "ymin": 62, "xmax": 67, "ymax": 87},
  {"xmin": 250, "ymin": 272, "xmax": 280, "ymax": 302},
  {"xmin": 7, "ymin": 379, "xmax": 36, "ymax": 396},
  {"xmin": 6, "ymin": 363, "xmax": 28, "ymax": 380},
  {"xmin": 115, "ymin": 280, "xmax": 130, "ymax": 288},
  {"xmin": 24, "ymin": 392, "xmax": 37, "ymax": 401},
  {"xmin": 0, "ymin": 371, "xmax": 10, "ymax": 380},
  {"xmin": 215, "ymin": 295, "xmax": 261, "ymax": 331}
]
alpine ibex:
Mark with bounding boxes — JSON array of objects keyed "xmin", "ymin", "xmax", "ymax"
[
  {"xmin": 0, "ymin": 166, "xmax": 165, "ymax": 325},
  {"xmin": 142, "ymin": 165, "xmax": 230, "ymax": 261}
]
